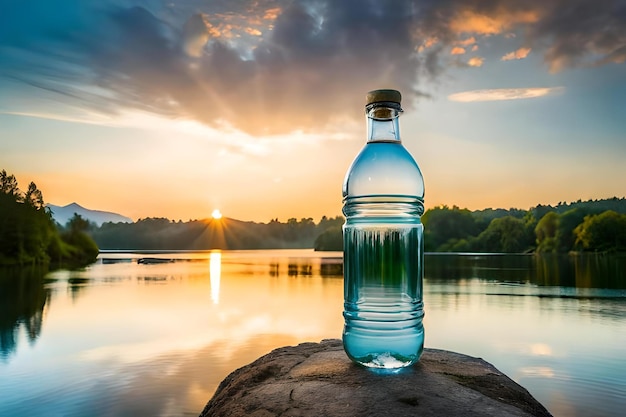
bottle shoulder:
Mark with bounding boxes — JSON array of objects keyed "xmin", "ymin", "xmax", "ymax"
[{"xmin": 343, "ymin": 142, "xmax": 424, "ymax": 199}]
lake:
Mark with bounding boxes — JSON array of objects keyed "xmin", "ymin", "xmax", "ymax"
[{"xmin": 1, "ymin": 250, "xmax": 625, "ymax": 416}]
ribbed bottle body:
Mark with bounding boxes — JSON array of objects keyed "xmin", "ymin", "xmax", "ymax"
[{"xmin": 342, "ymin": 137, "xmax": 425, "ymax": 370}]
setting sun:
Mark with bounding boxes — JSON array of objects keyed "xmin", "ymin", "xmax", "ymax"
[{"xmin": 211, "ymin": 209, "xmax": 223, "ymax": 219}]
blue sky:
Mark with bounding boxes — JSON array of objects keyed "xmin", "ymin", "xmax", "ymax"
[{"xmin": 1, "ymin": 0, "xmax": 625, "ymax": 222}]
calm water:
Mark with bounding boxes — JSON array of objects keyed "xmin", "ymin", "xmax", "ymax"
[{"xmin": 1, "ymin": 250, "xmax": 625, "ymax": 417}]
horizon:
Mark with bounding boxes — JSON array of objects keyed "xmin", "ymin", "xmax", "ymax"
[
  {"xmin": 2, "ymin": 1, "xmax": 625, "ymax": 224},
  {"xmin": 47, "ymin": 196, "xmax": 626, "ymax": 224}
]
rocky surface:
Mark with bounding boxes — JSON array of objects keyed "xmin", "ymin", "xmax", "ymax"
[{"xmin": 200, "ymin": 339, "xmax": 551, "ymax": 417}]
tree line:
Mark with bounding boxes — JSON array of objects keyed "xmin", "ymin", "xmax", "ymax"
[
  {"xmin": 420, "ymin": 198, "xmax": 626, "ymax": 253},
  {"xmin": 85, "ymin": 197, "xmax": 626, "ymax": 253},
  {"xmin": 3, "ymin": 167, "xmax": 624, "ymax": 255},
  {"xmin": 89, "ymin": 215, "xmax": 345, "ymax": 250},
  {"xmin": 316, "ymin": 198, "xmax": 626, "ymax": 253},
  {"xmin": 0, "ymin": 170, "xmax": 99, "ymax": 266}
]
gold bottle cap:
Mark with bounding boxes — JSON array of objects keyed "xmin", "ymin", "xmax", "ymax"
[{"xmin": 366, "ymin": 89, "xmax": 402, "ymax": 106}]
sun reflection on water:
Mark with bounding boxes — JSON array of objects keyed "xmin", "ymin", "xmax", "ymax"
[{"xmin": 209, "ymin": 251, "xmax": 221, "ymax": 304}]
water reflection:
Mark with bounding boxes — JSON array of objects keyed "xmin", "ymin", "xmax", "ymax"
[
  {"xmin": 0, "ymin": 267, "xmax": 50, "ymax": 361},
  {"xmin": 210, "ymin": 251, "xmax": 221, "ymax": 304},
  {"xmin": 264, "ymin": 256, "xmax": 342, "ymax": 278},
  {"xmin": 68, "ymin": 277, "xmax": 91, "ymax": 301},
  {"xmin": 0, "ymin": 251, "xmax": 624, "ymax": 417},
  {"xmin": 320, "ymin": 258, "xmax": 343, "ymax": 277},
  {"xmin": 287, "ymin": 263, "xmax": 313, "ymax": 276},
  {"xmin": 426, "ymin": 253, "xmax": 626, "ymax": 290}
]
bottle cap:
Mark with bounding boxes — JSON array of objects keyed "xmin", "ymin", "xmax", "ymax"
[{"xmin": 366, "ymin": 89, "xmax": 402, "ymax": 106}]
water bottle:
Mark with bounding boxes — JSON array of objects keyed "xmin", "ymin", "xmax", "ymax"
[{"xmin": 342, "ymin": 89, "xmax": 425, "ymax": 370}]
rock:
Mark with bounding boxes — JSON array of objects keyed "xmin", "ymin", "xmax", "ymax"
[{"xmin": 200, "ymin": 339, "xmax": 551, "ymax": 417}]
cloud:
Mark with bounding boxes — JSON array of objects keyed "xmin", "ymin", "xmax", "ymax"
[
  {"xmin": 529, "ymin": 1, "xmax": 626, "ymax": 72},
  {"xmin": 599, "ymin": 45, "xmax": 626, "ymax": 65},
  {"xmin": 0, "ymin": 0, "xmax": 430, "ymax": 135},
  {"xmin": 450, "ymin": 46, "xmax": 466, "ymax": 55},
  {"xmin": 0, "ymin": 0, "xmax": 624, "ymax": 135},
  {"xmin": 263, "ymin": 7, "xmax": 282, "ymax": 21},
  {"xmin": 183, "ymin": 14, "xmax": 211, "ymax": 57},
  {"xmin": 501, "ymin": 47, "xmax": 532, "ymax": 61},
  {"xmin": 417, "ymin": 36, "xmax": 439, "ymax": 52},
  {"xmin": 416, "ymin": 0, "xmax": 626, "ymax": 73},
  {"xmin": 448, "ymin": 9, "xmax": 540, "ymax": 35},
  {"xmin": 245, "ymin": 28, "xmax": 262, "ymax": 36},
  {"xmin": 448, "ymin": 87, "xmax": 565, "ymax": 102},
  {"xmin": 456, "ymin": 37, "xmax": 476, "ymax": 46},
  {"xmin": 467, "ymin": 57, "xmax": 485, "ymax": 67}
]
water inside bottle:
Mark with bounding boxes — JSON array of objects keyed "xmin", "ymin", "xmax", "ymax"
[{"xmin": 342, "ymin": 214, "xmax": 424, "ymax": 369}]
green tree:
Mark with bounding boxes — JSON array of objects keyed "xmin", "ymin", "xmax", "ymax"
[
  {"xmin": 67, "ymin": 213, "xmax": 92, "ymax": 233},
  {"xmin": 314, "ymin": 225, "xmax": 343, "ymax": 251},
  {"xmin": 437, "ymin": 238, "xmax": 472, "ymax": 252},
  {"xmin": 472, "ymin": 207, "xmax": 527, "ymax": 230},
  {"xmin": 555, "ymin": 208, "xmax": 594, "ymax": 252},
  {"xmin": 23, "ymin": 182, "xmax": 45, "ymax": 210},
  {"xmin": 474, "ymin": 216, "xmax": 530, "ymax": 253},
  {"xmin": 317, "ymin": 215, "xmax": 344, "ymax": 232},
  {"xmin": 574, "ymin": 210, "xmax": 626, "ymax": 252},
  {"xmin": 0, "ymin": 175, "xmax": 54, "ymax": 265},
  {"xmin": 0, "ymin": 170, "xmax": 99, "ymax": 266},
  {"xmin": 0, "ymin": 170, "xmax": 21, "ymax": 199},
  {"xmin": 535, "ymin": 211, "xmax": 559, "ymax": 252},
  {"xmin": 422, "ymin": 206, "xmax": 480, "ymax": 251},
  {"xmin": 59, "ymin": 214, "xmax": 99, "ymax": 264}
]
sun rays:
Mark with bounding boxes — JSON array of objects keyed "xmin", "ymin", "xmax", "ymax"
[{"xmin": 187, "ymin": 216, "xmax": 251, "ymax": 250}]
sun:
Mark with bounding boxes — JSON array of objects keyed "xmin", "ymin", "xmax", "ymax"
[{"xmin": 211, "ymin": 209, "xmax": 223, "ymax": 220}]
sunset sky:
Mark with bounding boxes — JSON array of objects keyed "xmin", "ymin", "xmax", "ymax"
[{"xmin": 1, "ymin": 0, "xmax": 625, "ymax": 223}]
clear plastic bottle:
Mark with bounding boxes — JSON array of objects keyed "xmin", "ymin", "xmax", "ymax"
[{"xmin": 342, "ymin": 89, "xmax": 425, "ymax": 370}]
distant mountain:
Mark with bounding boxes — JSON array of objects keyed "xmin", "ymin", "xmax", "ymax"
[{"xmin": 47, "ymin": 202, "xmax": 132, "ymax": 226}]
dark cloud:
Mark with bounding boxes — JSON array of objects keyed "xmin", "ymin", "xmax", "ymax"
[
  {"xmin": 94, "ymin": 0, "xmax": 426, "ymax": 134},
  {"xmin": 530, "ymin": 0, "xmax": 626, "ymax": 71},
  {"xmin": 0, "ymin": 0, "xmax": 624, "ymax": 135}
]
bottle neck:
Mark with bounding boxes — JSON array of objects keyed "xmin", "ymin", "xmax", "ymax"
[{"xmin": 366, "ymin": 103, "xmax": 402, "ymax": 143}]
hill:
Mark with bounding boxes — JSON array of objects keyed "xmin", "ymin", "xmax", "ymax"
[
  {"xmin": 48, "ymin": 202, "xmax": 132, "ymax": 227},
  {"xmin": 90, "ymin": 216, "xmax": 344, "ymax": 251}
]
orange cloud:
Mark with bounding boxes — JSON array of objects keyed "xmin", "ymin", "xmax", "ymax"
[
  {"xmin": 501, "ymin": 47, "xmax": 532, "ymax": 61},
  {"xmin": 205, "ymin": 22, "xmax": 222, "ymax": 38},
  {"xmin": 424, "ymin": 36, "xmax": 438, "ymax": 47},
  {"xmin": 456, "ymin": 36, "xmax": 476, "ymax": 46},
  {"xmin": 451, "ymin": 46, "xmax": 466, "ymax": 55},
  {"xmin": 245, "ymin": 28, "xmax": 262, "ymax": 36},
  {"xmin": 187, "ymin": 9, "xmax": 278, "ymax": 48},
  {"xmin": 417, "ymin": 36, "xmax": 439, "ymax": 52},
  {"xmin": 450, "ymin": 9, "xmax": 540, "ymax": 35},
  {"xmin": 471, "ymin": 44, "xmax": 479, "ymax": 52},
  {"xmin": 448, "ymin": 87, "xmax": 564, "ymax": 102},
  {"xmin": 263, "ymin": 7, "xmax": 281, "ymax": 21},
  {"xmin": 468, "ymin": 56, "xmax": 484, "ymax": 67}
]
